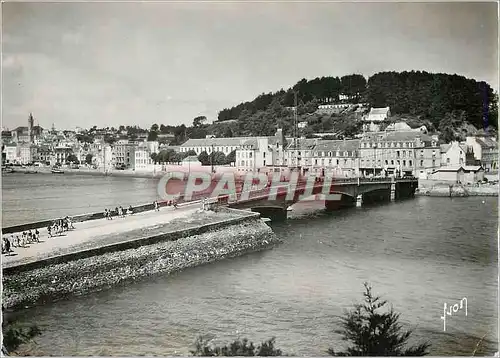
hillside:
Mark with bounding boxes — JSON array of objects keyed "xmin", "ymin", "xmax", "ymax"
[{"xmin": 211, "ymin": 71, "xmax": 498, "ymax": 140}]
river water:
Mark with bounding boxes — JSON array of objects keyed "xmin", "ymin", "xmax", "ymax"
[{"xmin": 2, "ymin": 173, "xmax": 498, "ymax": 356}]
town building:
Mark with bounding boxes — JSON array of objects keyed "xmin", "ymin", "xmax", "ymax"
[
  {"xmin": 285, "ymin": 138, "xmax": 318, "ymax": 171},
  {"xmin": 465, "ymin": 135, "xmax": 498, "ymax": 171},
  {"xmin": 308, "ymin": 139, "xmax": 360, "ymax": 177},
  {"xmin": 359, "ymin": 131, "xmax": 440, "ymax": 177},
  {"xmin": 236, "ymin": 129, "xmax": 286, "ymax": 172},
  {"xmin": 112, "ymin": 141, "xmax": 136, "ymax": 168},
  {"xmin": 180, "ymin": 138, "xmax": 242, "ymax": 156}
]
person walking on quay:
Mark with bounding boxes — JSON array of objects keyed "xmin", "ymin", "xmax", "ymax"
[
  {"xmin": 127, "ymin": 205, "xmax": 133, "ymax": 215},
  {"xmin": 104, "ymin": 208, "xmax": 109, "ymax": 220},
  {"xmin": 118, "ymin": 206, "xmax": 123, "ymax": 218},
  {"xmin": 153, "ymin": 201, "xmax": 159, "ymax": 212}
]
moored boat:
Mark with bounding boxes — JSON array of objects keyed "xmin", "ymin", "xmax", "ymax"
[{"xmin": 51, "ymin": 168, "xmax": 64, "ymax": 174}]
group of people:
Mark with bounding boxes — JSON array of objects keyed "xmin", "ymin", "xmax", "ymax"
[
  {"xmin": 2, "ymin": 216, "xmax": 76, "ymax": 255},
  {"xmin": 104, "ymin": 205, "xmax": 134, "ymax": 220},
  {"xmin": 2, "ymin": 229, "xmax": 41, "ymax": 254},
  {"xmin": 47, "ymin": 216, "xmax": 75, "ymax": 237}
]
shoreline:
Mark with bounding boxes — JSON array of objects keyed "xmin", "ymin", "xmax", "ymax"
[{"xmin": 416, "ymin": 182, "xmax": 498, "ymax": 197}]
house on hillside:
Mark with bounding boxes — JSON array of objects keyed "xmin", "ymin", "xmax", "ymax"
[{"xmin": 364, "ymin": 107, "xmax": 391, "ymax": 122}]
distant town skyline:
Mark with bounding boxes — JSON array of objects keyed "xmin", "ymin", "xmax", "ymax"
[{"xmin": 2, "ymin": 1, "xmax": 498, "ymax": 131}]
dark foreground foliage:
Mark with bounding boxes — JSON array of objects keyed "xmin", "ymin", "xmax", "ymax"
[
  {"xmin": 2, "ymin": 324, "xmax": 42, "ymax": 354},
  {"xmin": 328, "ymin": 283, "xmax": 430, "ymax": 356},
  {"xmin": 191, "ymin": 336, "xmax": 282, "ymax": 356}
]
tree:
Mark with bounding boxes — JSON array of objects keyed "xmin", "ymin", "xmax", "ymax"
[
  {"xmin": 66, "ymin": 154, "xmax": 79, "ymax": 164},
  {"xmin": 187, "ymin": 150, "xmax": 198, "ymax": 156},
  {"xmin": 439, "ymin": 111, "xmax": 466, "ymax": 143},
  {"xmin": 2, "ymin": 324, "xmax": 41, "ymax": 354},
  {"xmin": 193, "ymin": 116, "xmax": 207, "ymax": 128},
  {"xmin": 85, "ymin": 154, "xmax": 93, "ymax": 165},
  {"xmin": 151, "ymin": 152, "xmax": 158, "ymax": 164},
  {"xmin": 210, "ymin": 151, "xmax": 226, "ymax": 165},
  {"xmin": 328, "ymin": 283, "xmax": 430, "ymax": 356},
  {"xmin": 225, "ymin": 150, "xmax": 236, "ymax": 165},
  {"xmin": 198, "ymin": 151, "xmax": 210, "ymax": 165},
  {"xmin": 191, "ymin": 336, "xmax": 282, "ymax": 356},
  {"xmin": 148, "ymin": 131, "xmax": 158, "ymax": 141},
  {"xmin": 223, "ymin": 127, "xmax": 233, "ymax": 138}
]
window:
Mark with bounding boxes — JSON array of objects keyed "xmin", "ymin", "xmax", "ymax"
[
  {"xmin": 385, "ymin": 160, "xmax": 388, "ymax": 165},
  {"xmin": 263, "ymin": 152, "xmax": 266, "ymax": 158},
  {"xmin": 263, "ymin": 160, "xmax": 266, "ymax": 166},
  {"xmin": 344, "ymin": 151, "xmax": 348, "ymax": 156},
  {"xmin": 336, "ymin": 159, "xmax": 340, "ymax": 165},
  {"xmin": 321, "ymin": 159, "xmax": 325, "ymax": 165},
  {"xmin": 447, "ymin": 158, "xmax": 450, "ymax": 164},
  {"xmin": 391, "ymin": 160, "xmax": 394, "ymax": 165},
  {"xmin": 329, "ymin": 159, "xmax": 332, "ymax": 165},
  {"xmin": 328, "ymin": 151, "xmax": 332, "ymax": 157},
  {"xmin": 409, "ymin": 160, "xmax": 412, "ymax": 166},
  {"xmin": 403, "ymin": 160, "xmax": 406, "ymax": 166},
  {"xmin": 432, "ymin": 160, "xmax": 435, "ymax": 166},
  {"xmin": 397, "ymin": 151, "xmax": 400, "ymax": 158},
  {"xmin": 344, "ymin": 159, "xmax": 347, "ymax": 165},
  {"xmin": 420, "ymin": 160, "xmax": 424, "ymax": 166},
  {"xmin": 315, "ymin": 159, "xmax": 318, "ymax": 165},
  {"xmin": 249, "ymin": 152, "xmax": 253, "ymax": 158}
]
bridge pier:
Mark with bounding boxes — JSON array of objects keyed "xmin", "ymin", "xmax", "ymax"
[
  {"xmin": 361, "ymin": 189, "xmax": 391, "ymax": 205},
  {"xmin": 325, "ymin": 194, "xmax": 356, "ymax": 211},
  {"xmin": 395, "ymin": 182, "xmax": 418, "ymax": 200},
  {"xmin": 250, "ymin": 207, "xmax": 288, "ymax": 221}
]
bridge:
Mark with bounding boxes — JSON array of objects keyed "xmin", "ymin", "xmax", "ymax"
[{"xmin": 219, "ymin": 176, "xmax": 419, "ymax": 220}]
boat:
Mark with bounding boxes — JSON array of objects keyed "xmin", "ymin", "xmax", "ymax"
[
  {"xmin": 24, "ymin": 170, "xmax": 38, "ymax": 174},
  {"xmin": 51, "ymin": 168, "xmax": 65, "ymax": 174},
  {"xmin": 2, "ymin": 167, "xmax": 14, "ymax": 173}
]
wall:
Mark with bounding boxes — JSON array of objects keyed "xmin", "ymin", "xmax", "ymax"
[{"xmin": 1, "ymin": 199, "xmax": 190, "ymax": 235}]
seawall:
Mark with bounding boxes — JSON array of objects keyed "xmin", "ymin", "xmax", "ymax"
[{"xmin": 3, "ymin": 209, "xmax": 281, "ymax": 310}]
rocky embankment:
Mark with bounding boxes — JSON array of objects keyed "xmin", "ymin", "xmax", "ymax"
[
  {"xmin": 416, "ymin": 183, "xmax": 498, "ymax": 197},
  {"xmin": 3, "ymin": 216, "xmax": 280, "ymax": 310}
]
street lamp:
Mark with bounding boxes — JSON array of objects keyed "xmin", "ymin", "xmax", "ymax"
[{"xmin": 373, "ymin": 143, "xmax": 377, "ymax": 176}]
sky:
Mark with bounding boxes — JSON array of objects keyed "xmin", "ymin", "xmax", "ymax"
[{"xmin": 2, "ymin": 1, "xmax": 498, "ymax": 131}]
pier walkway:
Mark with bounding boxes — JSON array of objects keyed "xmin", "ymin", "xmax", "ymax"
[{"xmin": 2, "ymin": 203, "xmax": 200, "ymax": 268}]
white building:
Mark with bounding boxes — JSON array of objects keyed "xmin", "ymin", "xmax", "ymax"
[
  {"xmin": 4, "ymin": 144, "xmax": 19, "ymax": 163},
  {"xmin": 440, "ymin": 141, "xmax": 470, "ymax": 167},
  {"xmin": 236, "ymin": 129, "xmax": 286, "ymax": 172},
  {"xmin": 365, "ymin": 107, "xmax": 391, "ymax": 122},
  {"xmin": 134, "ymin": 143, "xmax": 154, "ymax": 171}
]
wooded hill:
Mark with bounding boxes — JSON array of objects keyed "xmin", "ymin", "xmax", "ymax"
[{"xmin": 212, "ymin": 71, "xmax": 497, "ymax": 140}]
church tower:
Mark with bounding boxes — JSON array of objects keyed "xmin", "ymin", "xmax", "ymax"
[{"xmin": 28, "ymin": 113, "xmax": 34, "ymax": 144}]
